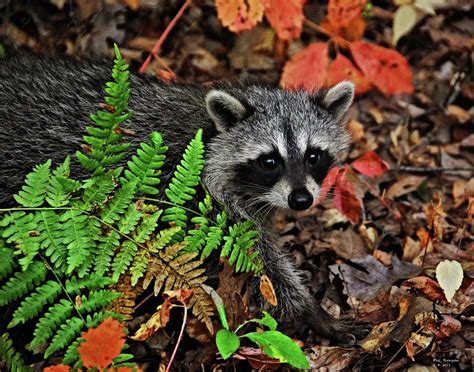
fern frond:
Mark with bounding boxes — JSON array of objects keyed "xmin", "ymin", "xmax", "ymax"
[
  {"xmin": 164, "ymin": 129, "xmax": 204, "ymax": 205},
  {"xmin": 0, "ymin": 333, "xmax": 31, "ymax": 372},
  {"xmin": 37, "ymin": 210, "xmax": 68, "ymax": 272},
  {"xmin": 133, "ymin": 210, "xmax": 161, "ymax": 243},
  {"xmin": 100, "ymin": 180, "xmax": 137, "ymax": 224},
  {"xmin": 0, "ymin": 212, "xmax": 40, "ymax": 269},
  {"xmin": 78, "ymin": 290, "xmax": 121, "ymax": 313},
  {"xmin": 60, "ymin": 209, "xmax": 95, "ymax": 275},
  {"xmin": 94, "ymin": 230, "xmax": 120, "ymax": 276},
  {"xmin": 80, "ymin": 172, "xmax": 115, "ymax": 210},
  {"xmin": 65, "ymin": 275, "xmax": 116, "ymax": 295},
  {"xmin": 13, "ymin": 160, "xmax": 51, "ymax": 207},
  {"xmin": 130, "ymin": 252, "xmax": 148, "ymax": 286},
  {"xmin": 0, "ymin": 247, "xmax": 16, "ymax": 281},
  {"xmin": 0, "ymin": 261, "xmax": 47, "ymax": 306},
  {"xmin": 201, "ymin": 212, "xmax": 227, "ymax": 259},
  {"xmin": 112, "ymin": 240, "xmax": 138, "ymax": 281},
  {"xmin": 143, "ymin": 243, "xmax": 213, "ymax": 332},
  {"xmin": 46, "ymin": 157, "xmax": 73, "ymax": 207},
  {"xmin": 44, "ymin": 317, "xmax": 83, "ymax": 358},
  {"xmin": 149, "ymin": 226, "xmax": 182, "ymax": 253},
  {"xmin": 8, "ymin": 281, "xmax": 61, "ymax": 328},
  {"xmin": 162, "ymin": 129, "xmax": 205, "ymax": 233},
  {"xmin": 117, "ymin": 204, "xmax": 143, "ymax": 235},
  {"xmin": 124, "ymin": 131, "xmax": 168, "ymax": 195},
  {"xmin": 221, "ymin": 220, "xmax": 261, "ymax": 273},
  {"xmin": 29, "ymin": 299, "xmax": 73, "ymax": 351},
  {"xmin": 76, "ymin": 45, "xmax": 132, "ymax": 175}
]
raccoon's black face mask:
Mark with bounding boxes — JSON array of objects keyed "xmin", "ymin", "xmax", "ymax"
[{"xmin": 203, "ymin": 81, "xmax": 354, "ymax": 217}]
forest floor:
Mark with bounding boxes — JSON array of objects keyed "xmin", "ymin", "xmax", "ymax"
[{"xmin": 0, "ymin": 0, "xmax": 473, "ymax": 371}]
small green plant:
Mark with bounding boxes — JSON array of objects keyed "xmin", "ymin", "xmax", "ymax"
[
  {"xmin": 210, "ymin": 288, "xmax": 309, "ymax": 369},
  {"xmin": 0, "ymin": 45, "xmax": 262, "ymax": 368}
]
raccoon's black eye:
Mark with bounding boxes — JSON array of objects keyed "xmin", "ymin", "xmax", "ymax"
[
  {"xmin": 259, "ymin": 155, "xmax": 279, "ymax": 170},
  {"xmin": 307, "ymin": 150, "xmax": 322, "ymax": 168}
]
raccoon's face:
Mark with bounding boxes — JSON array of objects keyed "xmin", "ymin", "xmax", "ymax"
[{"xmin": 203, "ymin": 81, "xmax": 354, "ymax": 219}]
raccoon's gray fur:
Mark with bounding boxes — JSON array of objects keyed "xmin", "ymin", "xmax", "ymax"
[{"xmin": 0, "ymin": 54, "xmax": 368, "ymax": 343}]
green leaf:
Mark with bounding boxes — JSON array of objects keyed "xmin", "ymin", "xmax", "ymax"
[
  {"xmin": 244, "ymin": 331, "xmax": 309, "ymax": 369},
  {"xmin": 216, "ymin": 329, "xmax": 240, "ymax": 360},
  {"xmin": 248, "ymin": 311, "xmax": 277, "ymax": 331}
]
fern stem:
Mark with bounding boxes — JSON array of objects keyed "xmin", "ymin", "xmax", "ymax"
[
  {"xmin": 0, "ymin": 207, "xmax": 76, "ymax": 212},
  {"xmin": 166, "ymin": 304, "xmax": 187, "ymax": 372}
]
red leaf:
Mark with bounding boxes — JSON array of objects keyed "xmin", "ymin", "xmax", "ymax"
[
  {"xmin": 215, "ymin": 0, "xmax": 265, "ymax": 33},
  {"xmin": 350, "ymin": 41, "xmax": 414, "ymax": 96},
  {"xmin": 262, "ymin": 0, "xmax": 305, "ymax": 40},
  {"xmin": 351, "ymin": 151, "xmax": 390, "ymax": 177},
  {"xmin": 328, "ymin": 0, "xmax": 367, "ymax": 28},
  {"xmin": 327, "ymin": 54, "xmax": 372, "ymax": 95},
  {"xmin": 44, "ymin": 366, "xmax": 71, "ymax": 372},
  {"xmin": 280, "ymin": 42, "xmax": 329, "ymax": 91},
  {"xmin": 317, "ymin": 166, "xmax": 342, "ymax": 204},
  {"xmin": 78, "ymin": 317, "xmax": 126, "ymax": 369},
  {"xmin": 334, "ymin": 168, "xmax": 361, "ymax": 223}
]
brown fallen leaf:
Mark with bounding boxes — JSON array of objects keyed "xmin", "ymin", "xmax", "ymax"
[
  {"xmin": 386, "ymin": 176, "xmax": 426, "ymax": 199},
  {"xmin": 259, "ymin": 274, "xmax": 277, "ymax": 306},
  {"xmin": 402, "ymin": 276, "xmax": 447, "ymax": 304},
  {"xmin": 308, "ymin": 346, "xmax": 362, "ymax": 370},
  {"xmin": 359, "ymin": 321, "xmax": 397, "ymax": 353}
]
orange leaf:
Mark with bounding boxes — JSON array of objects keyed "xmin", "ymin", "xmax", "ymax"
[
  {"xmin": 317, "ymin": 166, "xmax": 342, "ymax": 204},
  {"xmin": 327, "ymin": 54, "xmax": 372, "ymax": 95},
  {"xmin": 328, "ymin": 0, "xmax": 367, "ymax": 29},
  {"xmin": 350, "ymin": 41, "xmax": 414, "ymax": 96},
  {"xmin": 262, "ymin": 0, "xmax": 305, "ymax": 40},
  {"xmin": 215, "ymin": 0, "xmax": 265, "ymax": 33},
  {"xmin": 351, "ymin": 151, "xmax": 390, "ymax": 177},
  {"xmin": 44, "ymin": 366, "xmax": 71, "ymax": 372},
  {"xmin": 402, "ymin": 276, "xmax": 447, "ymax": 303},
  {"xmin": 334, "ymin": 168, "xmax": 361, "ymax": 223},
  {"xmin": 280, "ymin": 42, "xmax": 329, "ymax": 91},
  {"xmin": 78, "ymin": 317, "xmax": 126, "ymax": 369}
]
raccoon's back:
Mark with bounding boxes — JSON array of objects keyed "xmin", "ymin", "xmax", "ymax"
[{"xmin": 0, "ymin": 54, "xmax": 212, "ymax": 206}]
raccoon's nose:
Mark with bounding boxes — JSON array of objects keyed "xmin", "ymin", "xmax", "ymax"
[{"xmin": 288, "ymin": 188, "xmax": 313, "ymax": 211}]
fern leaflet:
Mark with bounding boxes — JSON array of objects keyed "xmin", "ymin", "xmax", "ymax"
[{"xmin": 13, "ymin": 160, "xmax": 51, "ymax": 208}]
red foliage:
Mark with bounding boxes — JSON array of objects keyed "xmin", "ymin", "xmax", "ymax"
[
  {"xmin": 334, "ymin": 167, "xmax": 362, "ymax": 223},
  {"xmin": 280, "ymin": 43, "xmax": 329, "ymax": 91},
  {"xmin": 327, "ymin": 0, "xmax": 367, "ymax": 28},
  {"xmin": 351, "ymin": 151, "xmax": 390, "ymax": 177},
  {"xmin": 327, "ymin": 54, "xmax": 372, "ymax": 95},
  {"xmin": 350, "ymin": 41, "xmax": 414, "ymax": 96},
  {"xmin": 44, "ymin": 366, "xmax": 71, "ymax": 372},
  {"xmin": 263, "ymin": 0, "xmax": 305, "ymax": 40},
  {"xmin": 215, "ymin": 0, "xmax": 265, "ymax": 33},
  {"xmin": 77, "ymin": 317, "xmax": 126, "ymax": 369}
]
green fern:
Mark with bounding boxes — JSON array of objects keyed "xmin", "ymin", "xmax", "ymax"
[
  {"xmin": 0, "ymin": 261, "xmax": 47, "ymax": 306},
  {"xmin": 76, "ymin": 44, "xmax": 132, "ymax": 175},
  {"xmin": 8, "ymin": 281, "xmax": 62, "ymax": 328},
  {"xmin": 123, "ymin": 131, "xmax": 168, "ymax": 195},
  {"xmin": 29, "ymin": 299, "xmax": 74, "ymax": 351},
  {"xmin": 13, "ymin": 160, "xmax": 51, "ymax": 208},
  {"xmin": 46, "ymin": 157, "xmax": 73, "ymax": 207},
  {"xmin": 162, "ymin": 129, "xmax": 205, "ymax": 233},
  {"xmin": 0, "ymin": 333, "xmax": 32, "ymax": 372},
  {"xmin": 0, "ymin": 247, "xmax": 17, "ymax": 281},
  {"xmin": 221, "ymin": 221, "xmax": 261, "ymax": 274},
  {"xmin": 0, "ymin": 212, "xmax": 41, "ymax": 269},
  {"xmin": 37, "ymin": 210, "xmax": 68, "ymax": 272}
]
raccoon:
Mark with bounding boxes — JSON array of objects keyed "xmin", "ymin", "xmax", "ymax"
[{"xmin": 0, "ymin": 54, "xmax": 368, "ymax": 343}]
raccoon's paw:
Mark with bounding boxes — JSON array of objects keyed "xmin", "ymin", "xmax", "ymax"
[{"xmin": 309, "ymin": 306, "xmax": 372, "ymax": 346}]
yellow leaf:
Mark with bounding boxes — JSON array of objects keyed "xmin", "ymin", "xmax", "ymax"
[
  {"xmin": 415, "ymin": 0, "xmax": 446, "ymax": 15},
  {"xmin": 436, "ymin": 260, "xmax": 463, "ymax": 303},
  {"xmin": 393, "ymin": 4, "xmax": 418, "ymax": 45}
]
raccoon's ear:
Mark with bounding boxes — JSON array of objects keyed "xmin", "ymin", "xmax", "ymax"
[
  {"xmin": 322, "ymin": 81, "xmax": 355, "ymax": 121},
  {"xmin": 205, "ymin": 90, "xmax": 249, "ymax": 132}
]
